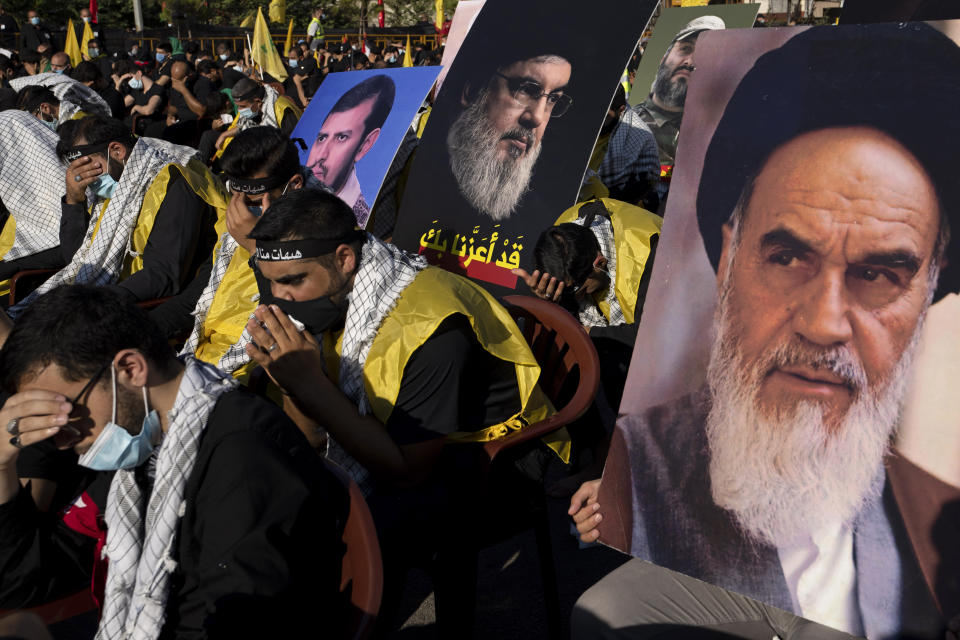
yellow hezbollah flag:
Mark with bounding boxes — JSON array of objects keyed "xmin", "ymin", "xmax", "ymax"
[
  {"xmin": 81, "ymin": 19, "xmax": 95, "ymax": 57},
  {"xmin": 64, "ymin": 19, "xmax": 82, "ymax": 66},
  {"xmin": 435, "ymin": 0, "xmax": 443, "ymax": 30},
  {"xmin": 240, "ymin": 11, "xmax": 255, "ymax": 28},
  {"xmin": 403, "ymin": 35, "xmax": 413, "ymax": 67},
  {"xmin": 269, "ymin": 0, "xmax": 285, "ymax": 24},
  {"xmin": 284, "ymin": 18, "xmax": 294, "ymax": 55},
  {"xmin": 253, "ymin": 7, "xmax": 288, "ymax": 81}
]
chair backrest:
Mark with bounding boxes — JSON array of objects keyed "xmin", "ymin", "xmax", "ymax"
[
  {"xmin": 484, "ymin": 295, "xmax": 601, "ymax": 461},
  {"xmin": 0, "ymin": 589, "xmax": 96, "ymax": 626},
  {"xmin": 324, "ymin": 460, "xmax": 383, "ymax": 640}
]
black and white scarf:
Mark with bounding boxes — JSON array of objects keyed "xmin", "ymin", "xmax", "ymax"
[
  {"xmin": 10, "ymin": 137, "xmax": 199, "ymax": 317},
  {"xmin": 0, "ymin": 111, "xmax": 64, "ymax": 260},
  {"xmin": 95, "ymin": 357, "xmax": 236, "ymax": 640},
  {"xmin": 10, "ymin": 72, "xmax": 112, "ymax": 122},
  {"xmin": 572, "ymin": 213, "xmax": 625, "ymax": 328}
]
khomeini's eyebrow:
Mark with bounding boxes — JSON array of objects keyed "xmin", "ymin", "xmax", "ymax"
[{"xmin": 760, "ymin": 226, "xmax": 923, "ymax": 275}]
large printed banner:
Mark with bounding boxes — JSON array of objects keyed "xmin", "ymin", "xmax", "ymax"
[
  {"xmin": 597, "ymin": 23, "xmax": 960, "ymax": 634},
  {"xmin": 840, "ymin": 0, "xmax": 960, "ymax": 23},
  {"xmin": 392, "ymin": 0, "xmax": 658, "ymax": 296},
  {"xmin": 290, "ymin": 67, "xmax": 440, "ymax": 227}
]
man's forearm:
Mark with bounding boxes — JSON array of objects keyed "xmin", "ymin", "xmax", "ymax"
[
  {"xmin": 176, "ymin": 86, "xmax": 206, "ymax": 117},
  {"xmin": 0, "ymin": 465, "xmax": 19, "ymax": 506}
]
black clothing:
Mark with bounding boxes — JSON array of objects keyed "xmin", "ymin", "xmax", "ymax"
[
  {"xmin": 169, "ymin": 77, "xmax": 212, "ymax": 122},
  {"xmin": 96, "ymin": 85, "xmax": 124, "ymax": 119},
  {"xmin": 0, "ymin": 388, "xmax": 349, "ymax": 639},
  {"xmin": 279, "ymin": 109, "xmax": 298, "ymax": 137},
  {"xmin": 124, "ymin": 83, "xmax": 167, "ymax": 135},
  {"xmin": 58, "ymin": 170, "xmax": 212, "ymax": 303},
  {"xmin": 386, "ymin": 314, "xmax": 521, "ymax": 445},
  {"xmin": 153, "ymin": 58, "xmax": 173, "ymax": 79},
  {"xmin": 18, "ymin": 22, "xmax": 54, "ymax": 53},
  {"xmin": 0, "ymin": 246, "xmax": 64, "ymax": 281},
  {"xmin": 149, "ymin": 250, "xmax": 213, "ymax": 338},
  {"xmin": 0, "ymin": 14, "xmax": 17, "ymax": 50},
  {"xmin": 220, "ymin": 67, "xmax": 244, "ymax": 90}
]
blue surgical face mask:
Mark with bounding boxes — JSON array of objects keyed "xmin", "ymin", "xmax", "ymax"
[
  {"xmin": 88, "ymin": 48, "xmax": 99, "ymax": 57},
  {"xmin": 219, "ymin": 53, "xmax": 228, "ymax": 61},
  {"xmin": 91, "ymin": 170, "xmax": 118, "ymax": 199},
  {"xmin": 30, "ymin": 16, "xmax": 39, "ymax": 25},
  {"xmin": 288, "ymin": 58, "xmax": 298, "ymax": 68},
  {"xmin": 232, "ymin": 64, "xmax": 243, "ymax": 73},
  {"xmin": 53, "ymin": 68, "xmax": 65, "ymax": 74},
  {"xmin": 237, "ymin": 107, "xmax": 255, "ymax": 119},
  {"xmin": 156, "ymin": 52, "xmax": 167, "ymax": 63},
  {"xmin": 247, "ymin": 205, "xmax": 262, "ymax": 217},
  {"xmin": 40, "ymin": 115, "xmax": 56, "ymax": 131},
  {"xmin": 77, "ymin": 367, "xmax": 162, "ymax": 471},
  {"xmin": 128, "ymin": 77, "xmax": 143, "ymax": 90}
]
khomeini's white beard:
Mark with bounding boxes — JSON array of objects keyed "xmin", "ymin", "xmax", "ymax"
[{"xmin": 705, "ymin": 277, "xmax": 924, "ymax": 547}]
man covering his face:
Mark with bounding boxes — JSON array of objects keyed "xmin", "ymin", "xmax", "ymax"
[
  {"xmin": 446, "ymin": 53, "xmax": 572, "ymax": 221},
  {"xmin": 306, "ymin": 74, "xmax": 395, "ymax": 226}
]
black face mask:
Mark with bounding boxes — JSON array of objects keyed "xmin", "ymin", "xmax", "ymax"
[{"xmin": 270, "ymin": 294, "xmax": 349, "ymax": 335}]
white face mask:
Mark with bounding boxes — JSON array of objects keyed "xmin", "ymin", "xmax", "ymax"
[{"xmin": 77, "ymin": 366, "xmax": 162, "ymax": 471}]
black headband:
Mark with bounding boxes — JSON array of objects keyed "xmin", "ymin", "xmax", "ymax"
[
  {"xmin": 63, "ymin": 138, "xmax": 135, "ymax": 163},
  {"xmin": 225, "ymin": 175, "xmax": 288, "ymax": 195},
  {"xmin": 232, "ymin": 85, "xmax": 266, "ymax": 102},
  {"xmin": 255, "ymin": 232, "xmax": 364, "ymax": 261}
]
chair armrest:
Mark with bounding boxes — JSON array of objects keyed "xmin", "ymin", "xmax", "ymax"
[{"xmin": 9, "ymin": 268, "xmax": 57, "ymax": 305}]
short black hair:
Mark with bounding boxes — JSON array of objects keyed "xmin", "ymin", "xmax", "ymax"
[
  {"xmin": 249, "ymin": 188, "xmax": 364, "ymax": 262},
  {"xmin": 16, "ymin": 85, "xmax": 58, "ymax": 113},
  {"xmin": 72, "ymin": 60, "xmax": 102, "ymax": 83},
  {"xmin": 221, "ymin": 126, "xmax": 300, "ymax": 182},
  {"xmin": 328, "ymin": 74, "xmax": 395, "ymax": 139},
  {"xmin": 156, "ymin": 41, "xmax": 173, "ymax": 53},
  {"xmin": 196, "ymin": 59, "xmax": 218, "ymax": 75},
  {"xmin": 55, "ymin": 114, "xmax": 133, "ymax": 160},
  {"xmin": 232, "ymin": 77, "xmax": 265, "ymax": 102},
  {"xmin": 0, "ymin": 285, "xmax": 175, "ymax": 391},
  {"xmin": 534, "ymin": 223, "xmax": 600, "ymax": 289},
  {"xmin": 20, "ymin": 50, "xmax": 40, "ymax": 64}
]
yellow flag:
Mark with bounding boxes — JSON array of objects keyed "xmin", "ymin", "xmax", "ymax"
[
  {"xmin": 403, "ymin": 35, "xmax": 413, "ymax": 67},
  {"xmin": 284, "ymin": 18, "xmax": 294, "ymax": 56},
  {"xmin": 64, "ymin": 19, "xmax": 82, "ymax": 67},
  {"xmin": 435, "ymin": 0, "xmax": 444, "ymax": 30},
  {"xmin": 81, "ymin": 19, "xmax": 95, "ymax": 58},
  {"xmin": 268, "ymin": 0, "xmax": 285, "ymax": 24},
  {"xmin": 253, "ymin": 7, "xmax": 288, "ymax": 81},
  {"xmin": 240, "ymin": 11, "xmax": 255, "ymax": 28}
]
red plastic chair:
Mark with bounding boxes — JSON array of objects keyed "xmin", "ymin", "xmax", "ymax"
[
  {"xmin": 432, "ymin": 294, "xmax": 601, "ymax": 638},
  {"xmin": 324, "ymin": 460, "xmax": 384, "ymax": 640},
  {"xmin": 0, "ymin": 589, "xmax": 96, "ymax": 626}
]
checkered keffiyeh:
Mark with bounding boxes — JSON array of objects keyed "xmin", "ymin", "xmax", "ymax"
[
  {"xmin": 325, "ymin": 235, "xmax": 427, "ymax": 493},
  {"xmin": 0, "ymin": 111, "xmax": 65, "ymax": 260},
  {"xmin": 95, "ymin": 357, "xmax": 236, "ymax": 640},
  {"xmin": 572, "ymin": 212, "xmax": 625, "ymax": 328},
  {"xmin": 236, "ymin": 84, "xmax": 281, "ymax": 131},
  {"xmin": 9, "ymin": 137, "xmax": 199, "ymax": 318},
  {"xmin": 10, "ymin": 72, "xmax": 112, "ymax": 122}
]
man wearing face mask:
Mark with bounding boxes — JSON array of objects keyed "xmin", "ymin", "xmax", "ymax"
[
  {"xmin": 152, "ymin": 42, "xmax": 174, "ymax": 84},
  {"xmin": 6, "ymin": 115, "xmax": 223, "ymax": 318},
  {"xmin": 242, "ymin": 188, "xmax": 566, "ymax": 625},
  {"xmin": 150, "ymin": 128, "xmax": 302, "ymax": 357},
  {"xmin": 18, "ymin": 11, "xmax": 53, "ymax": 55},
  {"xmin": 207, "ymin": 77, "xmax": 300, "ymax": 162},
  {"xmin": 0, "ymin": 285, "xmax": 348, "ymax": 637},
  {"xmin": 15, "ymin": 86, "xmax": 60, "ymax": 131},
  {"xmin": 10, "ymin": 72, "xmax": 111, "ymax": 123}
]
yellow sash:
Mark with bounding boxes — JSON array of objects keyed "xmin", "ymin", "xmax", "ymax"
[
  {"xmin": 335, "ymin": 267, "xmax": 569, "ymax": 461},
  {"xmin": 119, "ymin": 159, "xmax": 227, "ymax": 279},
  {"xmin": 556, "ymin": 198, "xmax": 662, "ymax": 325}
]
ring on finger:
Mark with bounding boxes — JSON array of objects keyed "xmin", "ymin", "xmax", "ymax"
[
  {"xmin": 5, "ymin": 418, "xmax": 18, "ymax": 435},
  {"xmin": 9, "ymin": 435, "xmax": 23, "ymax": 449},
  {"xmin": 74, "ymin": 175, "xmax": 83, "ymax": 182},
  {"xmin": 267, "ymin": 343, "xmax": 279, "ymax": 353}
]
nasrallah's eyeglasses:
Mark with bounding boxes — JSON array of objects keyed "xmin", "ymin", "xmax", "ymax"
[{"xmin": 494, "ymin": 72, "xmax": 573, "ymax": 118}]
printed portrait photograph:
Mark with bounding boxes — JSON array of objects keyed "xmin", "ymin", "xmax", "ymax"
[
  {"xmin": 595, "ymin": 22, "xmax": 960, "ymax": 637},
  {"xmin": 392, "ymin": 0, "xmax": 658, "ymax": 295},
  {"xmin": 290, "ymin": 66, "xmax": 440, "ymax": 227}
]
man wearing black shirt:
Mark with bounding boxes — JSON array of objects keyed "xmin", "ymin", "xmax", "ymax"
[
  {"xmin": 0, "ymin": 5, "xmax": 17, "ymax": 52},
  {"xmin": 0, "ymin": 285, "xmax": 347, "ymax": 637},
  {"xmin": 18, "ymin": 11, "xmax": 54, "ymax": 54}
]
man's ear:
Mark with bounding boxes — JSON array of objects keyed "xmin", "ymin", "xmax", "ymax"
[
  {"xmin": 460, "ymin": 82, "xmax": 473, "ymax": 108},
  {"xmin": 353, "ymin": 127, "xmax": 380, "ymax": 163},
  {"xmin": 108, "ymin": 140, "xmax": 128, "ymax": 163},
  {"xmin": 717, "ymin": 222, "xmax": 734, "ymax": 288},
  {"xmin": 113, "ymin": 349, "xmax": 149, "ymax": 389},
  {"xmin": 288, "ymin": 172, "xmax": 304, "ymax": 190},
  {"xmin": 335, "ymin": 243, "xmax": 358, "ymax": 276}
]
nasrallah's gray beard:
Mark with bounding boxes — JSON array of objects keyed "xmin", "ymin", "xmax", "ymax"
[
  {"xmin": 446, "ymin": 95, "xmax": 541, "ymax": 221},
  {"xmin": 704, "ymin": 278, "xmax": 924, "ymax": 548}
]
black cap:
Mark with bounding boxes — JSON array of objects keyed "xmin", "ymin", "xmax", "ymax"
[{"xmin": 697, "ymin": 23, "xmax": 960, "ymax": 301}]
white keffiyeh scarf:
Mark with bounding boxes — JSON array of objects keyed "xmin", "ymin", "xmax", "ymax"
[
  {"xmin": 10, "ymin": 72, "xmax": 112, "ymax": 122},
  {"xmin": 325, "ymin": 236, "xmax": 427, "ymax": 492},
  {"xmin": 0, "ymin": 111, "xmax": 65, "ymax": 261},
  {"xmin": 95, "ymin": 357, "xmax": 236, "ymax": 640},
  {"xmin": 9, "ymin": 137, "xmax": 199, "ymax": 318},
  {"xmin": 236, "ymin": 84, "xmax": 281, "ymax": 131},
  {"xmin": 572, "ymin": 211, "xmax": 625, "ymax": 328}
]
